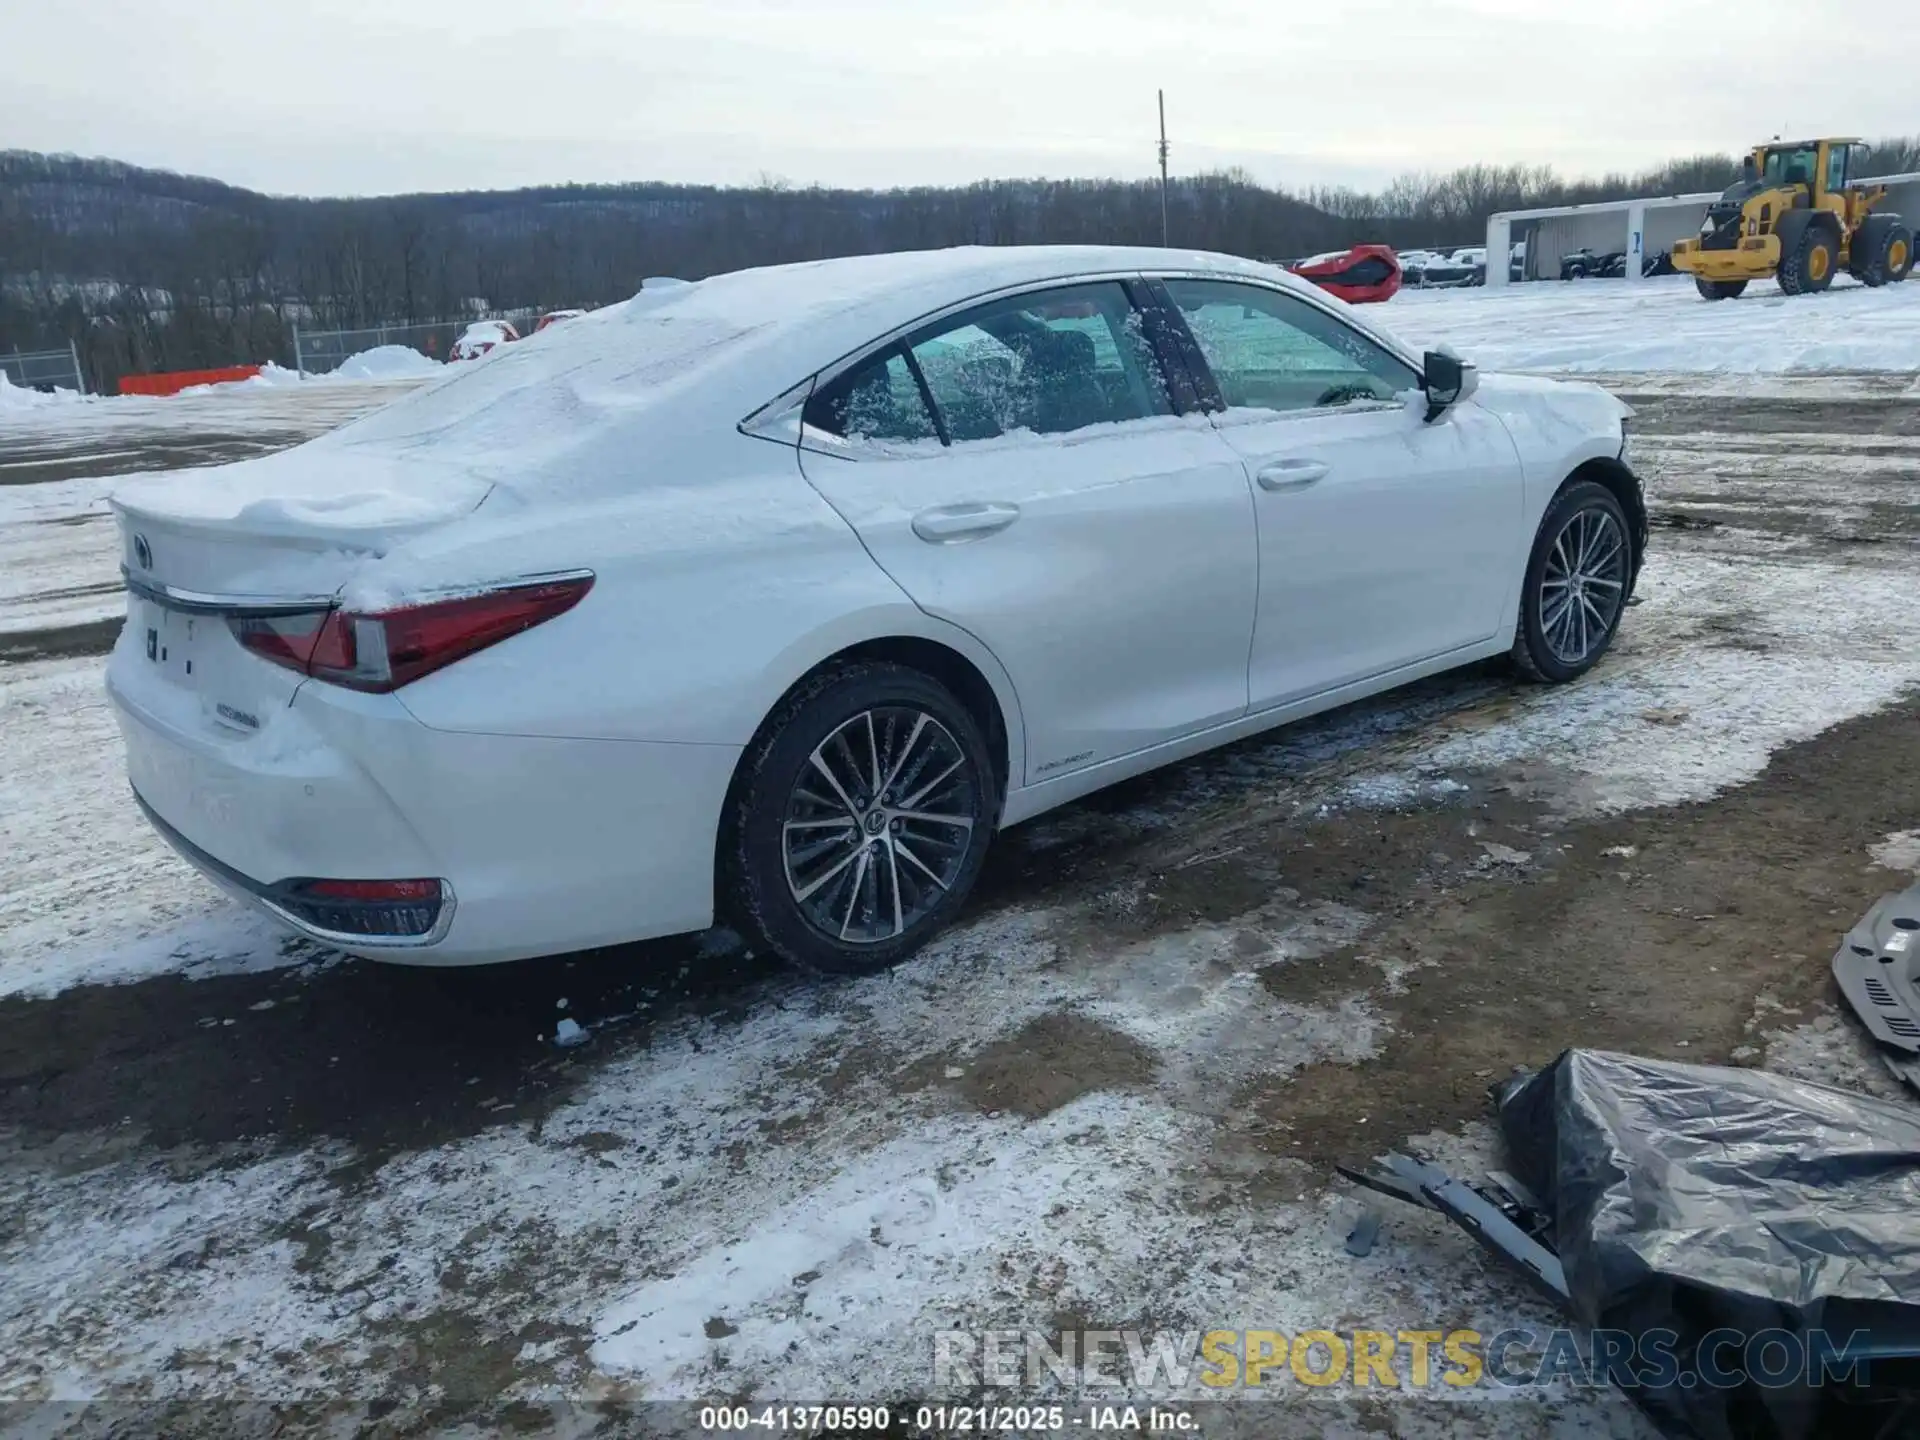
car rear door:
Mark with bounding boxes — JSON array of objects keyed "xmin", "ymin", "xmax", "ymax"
[
  {"xmin": 795, "ymin": 279, "xmax": 1257, "ymax": 785},
  {"xmin": 1152, "ymin": 276, "xmax": 1525, "ymax": 711}
]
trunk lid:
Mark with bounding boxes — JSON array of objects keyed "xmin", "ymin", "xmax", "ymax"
[{"xmin": 109, "ymin": 445, "xmax": 493, "ymax": 745}]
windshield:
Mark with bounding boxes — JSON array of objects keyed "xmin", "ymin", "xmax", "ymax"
[{"xmin": 1762, "ymin": 146, "xmax": 1819, "ymax": 188}]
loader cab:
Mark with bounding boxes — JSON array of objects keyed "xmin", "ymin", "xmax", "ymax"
[
  {"xmin": 1758, "ymin": 143, "xmax": 1821, "ymax": 193},
  {"xmin": 1754, "ymin": 138, "xmax": 1864, "ymax": 200}
]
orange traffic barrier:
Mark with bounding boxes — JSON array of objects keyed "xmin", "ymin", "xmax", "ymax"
[{"xmin": 118, "ymin": 365, "xmax": 264, "ymax": 397}]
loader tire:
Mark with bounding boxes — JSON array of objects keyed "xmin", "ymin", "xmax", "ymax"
[
  {"xmin": 1853, "ymin": 214, "xmax": 1913, "ymax": 287},
  {"xmin": 1695, "ymin": 278, "xmax": 1748, "ymax": 301},
  {"xmin": 1776, "ymin": 213, "xmax": 1838, "ymax": 296}
]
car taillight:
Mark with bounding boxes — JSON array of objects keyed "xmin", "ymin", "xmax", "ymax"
[
  {"xmin": 277, "ymin": 877, "xmax": 446, "ymax": 937},
  {"xmin": 230, "ymin": 574, "xmax": 592, "ymax": 692},
  {"xmin": 304, "ymin": 879, "xmax": 440, "ymax": 901}
]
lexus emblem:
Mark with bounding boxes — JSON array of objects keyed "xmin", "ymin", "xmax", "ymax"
[{"xmin": 133, "ymin": 534, "xmax": 153, "ymax": 570}]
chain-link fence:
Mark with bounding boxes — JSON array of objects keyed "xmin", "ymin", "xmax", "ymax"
[
  {"xmin": 291, "ymin": 314, "xmax": 540, "ymax": 375},
  {"xmin": 1, "ymin": 343, "xmax": 86, "ymax": 394}
]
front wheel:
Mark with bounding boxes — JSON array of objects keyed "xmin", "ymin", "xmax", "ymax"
[
  {"xmin": 723, "ymin": 661, "xmax": 998, "ymax": 975},
  {"xmin": 1510, "ymin": 481, "xmax": 1633, "ymax": 683},
  {"xmin": 1696, "ymin": 277, "xmax": 1748, "ymax": 301},
  {"xmin": 1777, "ymin": 220, "xmax": 1838, "ymax": 295}
]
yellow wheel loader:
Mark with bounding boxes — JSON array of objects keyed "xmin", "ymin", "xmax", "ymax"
[{"xmin": 1671, "ymin": 138, "xmax": 1913, "ymax": 299}]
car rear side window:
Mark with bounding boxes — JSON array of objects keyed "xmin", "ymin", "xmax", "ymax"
[
  {"xmin": 803, "ymin": 348, "xmax": 939, "ymax": 444},
  {"xmin": 1161, "ymin": 279, "xmax": 1418, "ymax": 415},
  {"xmin": 906, "ymin": 282, "xmax": 1171, "ymax": 442}
]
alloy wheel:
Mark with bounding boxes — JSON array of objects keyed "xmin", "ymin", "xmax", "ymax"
[
  {"xmin": 1538, "ymin": 507, "xmax": 1627, "ymax": 666},
  {"xmin": 782, "ymin": 707, "xmax": 978, "ymax": 945}
]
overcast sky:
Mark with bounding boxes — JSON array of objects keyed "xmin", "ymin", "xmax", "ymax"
[{"xmin": 2, "ymin": 0, "xmax": 1911, "ymax": 197}]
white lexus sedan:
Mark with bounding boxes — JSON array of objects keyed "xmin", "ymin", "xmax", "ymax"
[{"xmin": 107, "ymin": 246, "xmax": 1644, "ymax": 974}]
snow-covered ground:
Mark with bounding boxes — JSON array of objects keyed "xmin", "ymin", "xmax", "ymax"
[
  {"xmin": 3, "ymin": 283, "xmax": 1919, "ymax": 1431},
  {"xmin": 1385, "ymin": 272, "xmax": 1920, "ymax": 374},
  {"xmin": 2, "ymin": 395, "xmax": 1915, "ymax": 1425}
]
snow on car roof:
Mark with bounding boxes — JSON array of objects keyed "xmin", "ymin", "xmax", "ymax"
[
  {"xmin": 113, "ymin": 247, "xmax": 1362, "ymax": 529},
  {"xmin": 320, "ymin": 245, "xmax": 1314, "ymax": 470}
]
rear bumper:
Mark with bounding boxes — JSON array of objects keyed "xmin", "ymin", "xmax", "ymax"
[
  {"xmin": 132, "ymin": 789, "xmax": 459, "ymax": 949},
  {"xmin": 107, "ymin": 647, "xmax": 743, "ymax": 965}
]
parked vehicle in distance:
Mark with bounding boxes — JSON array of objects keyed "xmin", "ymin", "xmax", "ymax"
[
  {"xmin": 1406, "ymin": 251, "xmax": 1480, "ymax": 288},
  {"xmin": 1287, "ymin": 244, "xmax": 1403, "ymax": 304},
  {"xmin": 1558, "ymin": 248, "xmax": 1673, "ymax": 280},
  {"xmin": 106, "ymin": 246, "xmax": 1644, "ymax": 975},
  {"xmin": 534, "ymin": 309, "xmax": 587, "ymax": 333},
  {"xmin": 1560, "ymin": 248, "xmax": 1624, "ymax": 280},
  {"xmin": 450, "ymin": 319, "xmax": 520, "ymax": 360}
]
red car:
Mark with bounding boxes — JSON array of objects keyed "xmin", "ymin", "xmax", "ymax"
[
  {"xmin": 1287, "ymin": 245, "xmax": 1403, "ymax": 304},
  {"xmin": 533, "ymin": 309, "xmax": 587, "ymax": 333}
]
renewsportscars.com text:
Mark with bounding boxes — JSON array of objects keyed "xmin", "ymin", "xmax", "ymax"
[{"xmin": 933, "ymin": 1326, "xmax": 1874, "ymax": 1391}]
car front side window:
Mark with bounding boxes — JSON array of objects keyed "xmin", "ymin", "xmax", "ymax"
[
  {"xmin": 905, "ymin": 282, "xmax": 1171, "ymax": 443},
  {"xmin": 1160, "ymin": 278, "xmax": 1419, "ymax": 416}
]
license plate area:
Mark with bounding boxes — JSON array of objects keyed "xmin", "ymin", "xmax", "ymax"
[
  {"xmin": 138, "ymin": 597, "xmax": 210, "ymax": 686},
  {"xmin": 133, "ymin": 596, "xmax": 273, "ymax": 736}
]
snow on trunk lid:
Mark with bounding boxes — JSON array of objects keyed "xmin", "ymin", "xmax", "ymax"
[{"xmin": 110, "ymin": 445, "xmax": 494, "ymax": 604}]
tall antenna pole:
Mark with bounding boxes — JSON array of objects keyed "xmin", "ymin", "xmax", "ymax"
[{"xmin": 1157, "ymin": 90, "xmax": 1170, "ymax": 247}]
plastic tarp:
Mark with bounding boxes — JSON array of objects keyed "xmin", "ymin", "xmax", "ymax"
[{"xmin": 1497, "ymin": 1049, "xmax": 1920, "ymax": 1439}]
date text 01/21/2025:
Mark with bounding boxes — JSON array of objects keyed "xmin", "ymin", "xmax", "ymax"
[{"xmin": 698, "ymin": 1404, "xmax": 1198, "ymax": 1432}]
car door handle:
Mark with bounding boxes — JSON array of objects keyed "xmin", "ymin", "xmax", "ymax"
[
  {"xmin": 1254, "ymin": 460, "xmax": 1329, "ymax": 491},
  {"xmin": 911, "ymin": 502, "xmax": 1021, "ymax": 543}
]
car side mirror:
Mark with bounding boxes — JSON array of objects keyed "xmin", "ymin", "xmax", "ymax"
[{"xmin": 1422, "ymin": 347, "xmax": 1479, "ymax": 422}]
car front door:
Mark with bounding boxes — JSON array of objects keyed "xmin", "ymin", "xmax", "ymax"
[
  {"xmin": 1156, "ymin": 276, "xmax": 1525, "ymax": 711},
  {"xmin": 795, "ymin": 280, "xmax": 1258, "ymax": 784}
]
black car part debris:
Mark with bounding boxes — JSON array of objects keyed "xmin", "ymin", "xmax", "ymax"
[
  {"xmin": 1350, "ymin": 1049, "xmax": 1920, "ymax": 1440},
  {"xmin": 1338, "ymin": 1151, "xmax": 1567, "ymax": 1303},
  {"xmin": 1832, "ymin": 881, "xmax": 1920, "ymax": 1094}
]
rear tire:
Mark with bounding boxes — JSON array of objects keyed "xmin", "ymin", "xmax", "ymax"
[
  {"xmin": 723, "ymin": 661, "xmax": 998, "ymax": 976},
  {"xmin": 1852, "ymin": 214, "xmax": 1913, "ymax": 287},
  {"xmin": 1509, "ymin": 481, "xmax": 1633, "ymax": 684},
  {"xmin": 1777, "ymin": 214, "xmax": 1839, "ymax": 295},
  {"xmin": 1695, "ymin": 278, "xmax": 1748, "ymax": 301}
]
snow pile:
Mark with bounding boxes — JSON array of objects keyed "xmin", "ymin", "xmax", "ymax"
[
  {"xmin": 331, "ymin": 345, "xmax": 443, "ymax": 381},
  {"xmin": 178, "ymin": 363, "xmax": 305, "ymax": 396},
  {"xmin": 0, "ymin": 370, "xmax": 88, "ymax": 410},
  {"xmin": 242, "ymin": 362, "xmax": 307, "ymax": 388},
  {"xmin": 176, "ymin": 351, "xmax": 441, "ymax": 394},
  {"xmin": 1386, "ymin": 272, "xmax": 1920, "ymax": 373}
]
